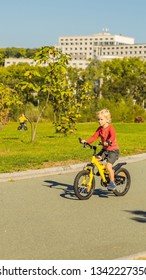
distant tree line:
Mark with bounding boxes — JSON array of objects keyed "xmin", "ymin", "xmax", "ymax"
[{"xmin": 0, "ymin": 47, "xmax": 38, "ymax": 66}]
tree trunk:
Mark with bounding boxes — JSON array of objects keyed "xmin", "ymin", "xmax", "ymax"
[{"xmin": 31, "ymin": 91, "xmax": 50, "ymax": 142}]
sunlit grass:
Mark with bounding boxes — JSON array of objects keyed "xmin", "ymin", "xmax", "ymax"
[{"xmin": 0, "ymin": 122, "xmax": 146, "ymax": 173}]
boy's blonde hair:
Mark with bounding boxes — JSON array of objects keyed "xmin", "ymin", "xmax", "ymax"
[{"xmin": 96, "ymin": 109, "xmax": 111, "ymax": 123}]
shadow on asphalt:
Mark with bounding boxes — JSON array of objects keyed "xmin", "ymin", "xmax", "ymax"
[
  {"xmin": 93, "ymin": 188, "xmax": 113, "ymax": 198},
  {"xmin": 43, "ymin": 180, "xmax": 76, "ymax": 200},
  {"xmin": 43, "ymin": 180, "xmax": 113, "ymax": 200},
  {"xmin": 124, "ymin": 210, "xmax": 146, "ymax": 223}
]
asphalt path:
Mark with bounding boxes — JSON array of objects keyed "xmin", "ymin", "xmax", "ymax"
[{"xmin": 0, "ymin": 158, "xmax": 146, "ymax": 260}]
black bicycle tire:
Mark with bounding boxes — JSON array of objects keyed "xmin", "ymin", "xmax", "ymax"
[
  {"xmin": 114, "ymin": 167, "xmax": 131, "ymax": 196},
  {"xmin": 74, "ymin": 169, "xmax": 95, "ymax": 200}
]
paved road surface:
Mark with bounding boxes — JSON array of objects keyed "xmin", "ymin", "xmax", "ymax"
[{"xmin": 0, "ymin": 159, "xmax": 146, "ymax": 260}]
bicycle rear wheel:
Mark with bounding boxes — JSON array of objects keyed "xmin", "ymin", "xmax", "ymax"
[
  {"xmin": 74, "ymin": 170, "xmax": 95, "ymax": 200},
  {"xmin": 114, "ymin": 167, "xmax": 131, "ymax": 196}
]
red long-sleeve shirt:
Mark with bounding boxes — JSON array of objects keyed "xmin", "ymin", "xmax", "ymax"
[{"xmin": 87, "ymin": 125, "xmax": 119, "ymax": 151}]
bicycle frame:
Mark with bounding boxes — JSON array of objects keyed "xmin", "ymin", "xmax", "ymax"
[{"xmin": 84, "ymin": 155, "xmax": 108, "ymax": 192}]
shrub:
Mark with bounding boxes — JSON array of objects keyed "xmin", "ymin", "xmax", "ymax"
[{"xmin": 134, "ymin": 116, "xmax": 144, "ymax": 123}]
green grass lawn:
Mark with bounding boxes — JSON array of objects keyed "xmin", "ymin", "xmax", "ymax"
[{"xmin": 0, "ymin": 121, "xmax": 146, "ymax": 173}]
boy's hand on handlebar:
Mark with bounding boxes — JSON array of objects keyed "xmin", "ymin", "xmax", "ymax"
[
  {"xmin": 81, "ymin": 139, "xmax": 87, "ymax": 144},
  {"xmin": 78, "ymin": 138, "xmax": 87, "ymax": 144},
  {"xmin": 103, "ymin": 141, "xmax": 109, "ymax": 146},
  {"xmin": 78, "ymin": 138, "xmax": 88, "ymax": 147},
  {"xmin": 103, "ymin": 140, "xmax": 112, "ymax": 146}
]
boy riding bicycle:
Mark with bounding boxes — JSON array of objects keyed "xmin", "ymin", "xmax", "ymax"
[
  {"xmin": 81, "ymin": 109, "xmax": 120, "ymax": 191},
  {"xmin": 19, "ymin": 114, "xmax": 27, "ymax": 125}
]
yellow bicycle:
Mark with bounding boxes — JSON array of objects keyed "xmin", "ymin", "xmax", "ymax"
[{"xmin": 74, "ymin": 138, "xmax": 131, "ymax": 200}]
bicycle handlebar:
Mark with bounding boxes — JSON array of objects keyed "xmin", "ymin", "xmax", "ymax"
[{"xmin": 78, "ymin": 137, "xmax": 102, "ymax": 151}]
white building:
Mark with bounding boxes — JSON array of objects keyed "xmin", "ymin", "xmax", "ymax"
[
  {"xmin": 4, "ymin": 58, "xmax": 36, "ymax": 67},
  {"xmin": 55, "ymin": 32, "xmax": 146, "ymax": 68},
  {"xmin": 4, "ymin": 32, "xmax": 146, "ymax": 69},
  {"xmin": 4, "ymin": 57, "xmax": 49, "ymax": 67}
]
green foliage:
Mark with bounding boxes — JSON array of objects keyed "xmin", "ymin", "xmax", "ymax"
[
  {"xmin": 19, "ymin": 46, "xmax": 91, "ymax": 139},
  {"xmin": 24, "ymin": 103, "xmax": 40, "ymax": 122},
  {"xmin": 100, "ymin": 57, "xmax": 146, "ymax": 105},
  {"xmin": 0, "ymin": 83, "xmax": 22, "ymax": 125},
  {"xmin": 0, "ymin": 51, "xmax": 146, "ymax": 133},
  {"xmin": 79, "ymin": 57, "xmax": 146, "ymax": 122},
  {"xmin": 95, "ymin": 97, "xmax": 146, "ymax": 122},
  {"xmin": 0, "ymin": 47, "xmax": 38, "ymax": 65}
]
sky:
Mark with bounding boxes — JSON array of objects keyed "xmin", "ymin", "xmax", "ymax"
[{"xmin": 0, "ymin": 0, "xmax": 146, "ymax": 48}]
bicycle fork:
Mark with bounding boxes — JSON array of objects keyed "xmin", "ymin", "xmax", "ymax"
[{"xmin": 83, "ymin": 166, "xmax": 94, "ymax": 193}]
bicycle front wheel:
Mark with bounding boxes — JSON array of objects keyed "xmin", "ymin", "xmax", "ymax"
[
  {"xmin": 74, "ymin": 170, "xmax": 95, "ymax": 200},
  {"xmin": 114, "ymin": 167, "xmax": 131, "ymax": 196}
]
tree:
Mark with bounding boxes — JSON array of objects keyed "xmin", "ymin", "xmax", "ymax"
[
  {"xmin": 0, "ymin": 83, "xmax": 22, "ymax": 126},
  {"xmin": 101, "ymin": 57, "xmax": 146, "ymax": 105},
  {"xmin": 19, "ymin": 46, "xmax": 91, "ymax": 141},
  {"xmin": 81, "ymin": 57, "xmax": 146, "ymax": 122}
]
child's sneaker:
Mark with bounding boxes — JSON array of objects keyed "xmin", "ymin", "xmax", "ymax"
[{"xmin": 108, "ymin": 181, "xmax": 116, "ymax": 191}]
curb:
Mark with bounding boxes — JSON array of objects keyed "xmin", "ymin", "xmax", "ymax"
[
  {"xmin": 0, "ymin": 153, "xmax": 146, "ymax": 182},
  {"xmin": 0, "ymin": 163, "xmax": 85, "ymax": 182}
]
